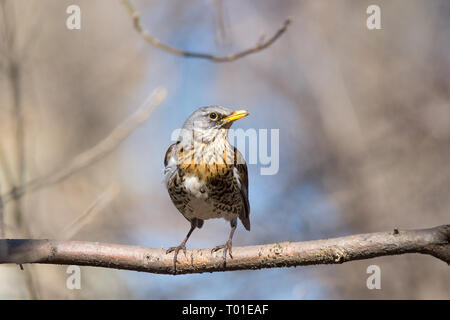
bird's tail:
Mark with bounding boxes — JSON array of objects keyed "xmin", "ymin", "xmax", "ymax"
[{"xmin": 239, "ymin": 217, "xmax": 250, "ymax": 231}]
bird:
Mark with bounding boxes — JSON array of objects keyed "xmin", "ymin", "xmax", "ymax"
[{"xmin": 164, "ymin": 106, "xmax": 250, "ymax": 272}]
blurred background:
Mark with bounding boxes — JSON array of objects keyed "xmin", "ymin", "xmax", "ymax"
[{"xmin": 0, "ymin": 0, "xmax": 449, "ymax": 299}]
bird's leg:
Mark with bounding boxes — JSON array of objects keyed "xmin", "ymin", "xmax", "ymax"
[
  {"xmin": 166, "ymin": 222, "xmax": 196, "ymax": 273},
  {"xmin": 211, "ymin": 219, "xmax": 237, "ymax": 267}
]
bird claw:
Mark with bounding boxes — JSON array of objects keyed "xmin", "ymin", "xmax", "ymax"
[
  {"xmin": 211, "ymin": 240, "xmax": 233, "ymax": 267},
  {"xmin": 166, "ymin": 244, "xmax": 187, "ymax": 273}
]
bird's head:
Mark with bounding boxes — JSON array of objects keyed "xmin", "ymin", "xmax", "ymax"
[{"xmin": 179, "ymin": 106, "xmax": 248, "ymax": 144}]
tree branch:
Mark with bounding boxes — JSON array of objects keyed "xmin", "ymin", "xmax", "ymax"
[
  {"xmin": 0, "ymin": 87, "xmax": 166, "ymax": 204},
  {"xmin": 121, "ymin": 0, "xmax": 291, "ymax": 62},
  {"xmin": 1, "ymin": 225, "xmax": 448, "ymax": 275}
]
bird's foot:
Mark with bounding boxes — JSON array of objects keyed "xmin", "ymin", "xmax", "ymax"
[
  {"xmin": 166, "ymin": 244, "xmax": 187, "ymax": 273},
  {"xmin": 211, "ymin": 240, "xmax": 233, "ymax": 267}
]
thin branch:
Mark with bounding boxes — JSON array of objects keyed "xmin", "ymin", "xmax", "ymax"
[
  {"xmin": 0, "ymin": 87, "xmax": 167, "ymax": 204},
  {"xmin": 1, "ymin": 0, "xmax": 27, "ymax": 229},
  {"xmin": 58, "ymin": 183, "xmax": 120, "ymax": 240},
  {"xmin": 1, "ymin": 225, "xmax": 448, "ymax": 275},
  {"xmin": 121, "ymin": 0, "xmax": 291, "ymax": 62}
]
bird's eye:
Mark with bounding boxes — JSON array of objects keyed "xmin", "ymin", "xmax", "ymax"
[{"xmin": 209, "ymin": 112, "xmax": 218, "ymax": 120}]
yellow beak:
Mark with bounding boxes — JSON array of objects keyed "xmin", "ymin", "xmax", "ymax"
[{"xmin": 222, "ymin": 110, "xmax": 249, "ymax": 122}]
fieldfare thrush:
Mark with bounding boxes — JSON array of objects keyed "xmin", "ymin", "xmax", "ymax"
[{"xmin": 164, "ymin": 106, "xmax": 250, "ymax": 272}]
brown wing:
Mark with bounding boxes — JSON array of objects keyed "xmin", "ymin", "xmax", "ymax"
[
  {"xmin": 234, "ymin": 147, "xmax": 250, "ymax": 231},
  {"xmin": 164, "ymin": 142, "xmax": 205, "ymax": 229}
]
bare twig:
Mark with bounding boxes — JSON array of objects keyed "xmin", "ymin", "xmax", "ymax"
[
  {"xmin": 58, "ymin": 183, "xmax": 120, "ymax": 240},
  {"xmin": 0, "ymin": 87, "xmax": 167, "ymax": 204},
  {"xmin": 121, "ymin": 0, "xmax": 291, "ymax": 62},
  {"xmin": 1, "ymin": 225, "xmax": 448, "ymax": 275},
  {"xmin": 0, "ymin": 1, "xmax": 39, "ymax": 299},
  {"xmin": 1, "ymin": 0, "xmax": 26, "ymax": 228}
]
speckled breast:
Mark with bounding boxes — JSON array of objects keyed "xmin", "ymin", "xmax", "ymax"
[{"xmin": 167, "ymin": 142, "xmax": 244, "ymax": 221}]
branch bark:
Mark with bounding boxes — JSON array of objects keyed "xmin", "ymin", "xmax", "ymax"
[
  {"xmin": 1, "ymin": 225, "xmax": 448, "ymax": 275},
  {"xmin": 121, "ymin": 0, "xmax": 291, "ymax": 62}
]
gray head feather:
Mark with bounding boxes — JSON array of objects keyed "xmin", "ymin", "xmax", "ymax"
[{"xmin": 178, "ymin": 106, "xmax": 235, "ymax": 144}]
